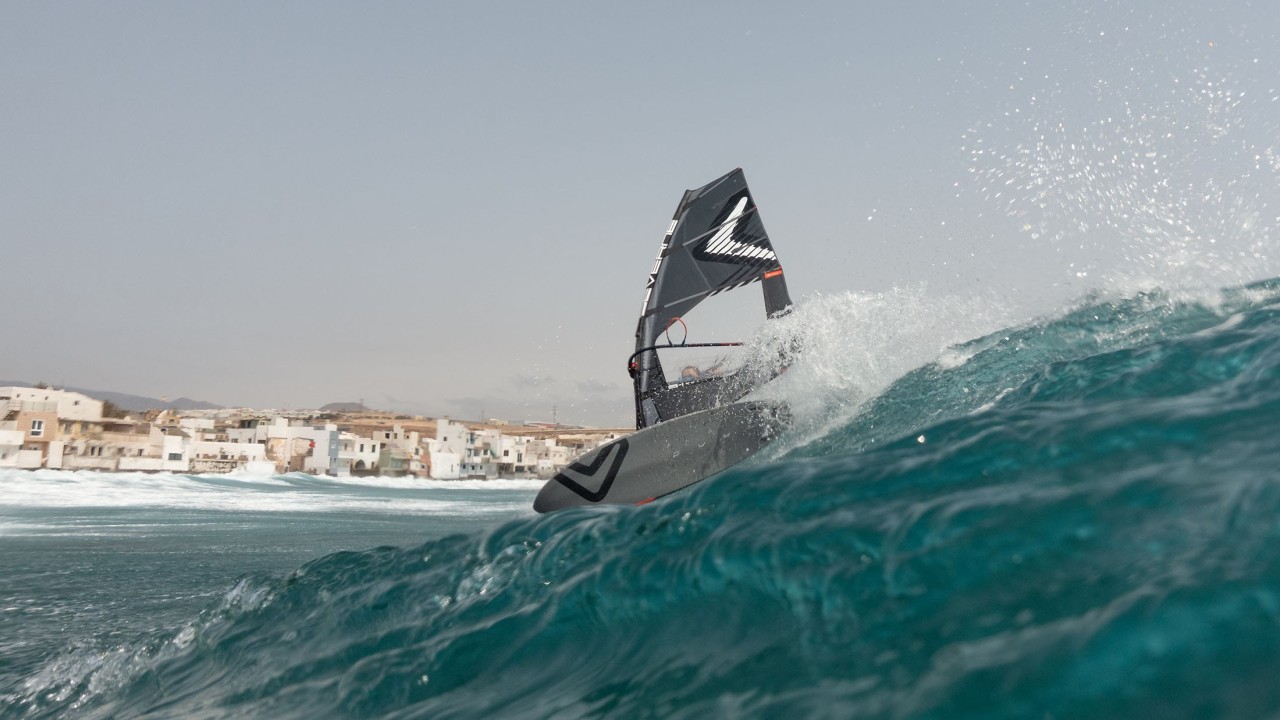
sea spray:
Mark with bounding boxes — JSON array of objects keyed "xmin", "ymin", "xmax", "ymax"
[
  {"xmin": 749, "ymin": 285, "xmax": 1019, "ymax": 458},
  {"xmin": 963, "ymin": 16, "xmax": 1280, "ymax": 298}
]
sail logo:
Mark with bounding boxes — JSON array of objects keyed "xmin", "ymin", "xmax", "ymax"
[
  {"xmin": 697, "ymin": 197, "xmax": 777, "ymax": 263},
  {"xmin": 640, "ymin": 220, "xmax": 678, "ymax": 315}
]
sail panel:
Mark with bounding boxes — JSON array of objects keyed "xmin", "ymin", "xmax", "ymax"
[
  {"xmin": 632, "ymin": 168, "xmax": 793, "ymax": 429},
  {"xmin": 637, "ymin": 169, "xmax": 782, "ymax": 351}
]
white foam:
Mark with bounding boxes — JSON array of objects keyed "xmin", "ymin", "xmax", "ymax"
[
  {"xmin": 0, "ymin": 469, "xmax": 539, "ymax": 516},
  {"xmin": 747, "ymin": 286, "xmax": 1020, "ymax": 452}
]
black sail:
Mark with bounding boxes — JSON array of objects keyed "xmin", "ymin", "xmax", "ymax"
[{"xmin": 632, "ymin": 169, "xmax": 792, "ymax": 429}]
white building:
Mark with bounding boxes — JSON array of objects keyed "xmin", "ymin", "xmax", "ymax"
[
  {"xmin": 178, "ymin": 417, "xmax": 216, "ymax": 440},
  {"xmin": 461, "ymin": 428, "xmax": 501, "ymax": 479},
  {"xmin": 421, "ymin": 437, "xmax": 460, "ymax": 479},
  {"xmin": 188, "ymin": 437, "xmax": 267, "ymax": 468},
  {"xmin": 0, "ymin": 386, "xmax": 103, "ymax": 423},
  {"xmin": 225, "ymin": 417, "xmax": 273, "ymax": 445},
  {"xmin": 119, "ymin": 425, "xmax": 191, "ymax": 472},
  {"xmin": 0, "ymin": 421, "xmax": 37, "ymax": 469},
  {"xmin": 526, "ymin": 438, "xmax": 574, "ymax": 479},
  {"xmin": 496, "ymin": 433, "xmax": 535, "ymax": 477},
  {"xmin": 435, "ymin": 419, "xmax": 471, "ymax": 457},
  {"xmin": 338, "ymin": 432, "xmax": 382, "ymax": 474},
  {"xmin": 370, "ymin": 425, "xmax": 424, "ymax": 476},
  {"xmin": 61, "ymin": 419, "xmax": 158, "ymax": 471},
  {"xmin": 265, "ymin": 419, "xmax": 342, "ymax": 475}
]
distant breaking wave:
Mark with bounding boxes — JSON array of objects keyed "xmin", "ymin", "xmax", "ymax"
[{"xmin": 0, "ymin": 470, "xmax": 541, "ymax": 517}]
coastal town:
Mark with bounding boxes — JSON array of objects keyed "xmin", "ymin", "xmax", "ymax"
[{"xmin": 0, "ymin": 385, "xmax": 629, "ymax": 479}]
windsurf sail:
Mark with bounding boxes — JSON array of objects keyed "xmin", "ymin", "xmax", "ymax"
[{"xmin": 631, "ymin": 169, "xmax": 793, "ymax": 429}]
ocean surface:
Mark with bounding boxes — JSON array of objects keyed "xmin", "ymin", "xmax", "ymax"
[{"xmin": 5, "ymin": 280, "xmax": 1280, "ymax": 719}]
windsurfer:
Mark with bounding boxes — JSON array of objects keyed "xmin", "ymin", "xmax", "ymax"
[
  {"xmin": 679, "ymin": 362, "xmax": 726, "ymax": 383},
  {"xmin": 534, "ymin": 167, "xmax": 795, "ymax": 512}
]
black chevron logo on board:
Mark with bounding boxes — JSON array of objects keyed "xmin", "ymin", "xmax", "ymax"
[{"xmin": 553, "ymin": 438, "xmax": 630, "ymax": 503}]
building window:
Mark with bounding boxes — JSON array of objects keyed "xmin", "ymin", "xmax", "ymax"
[
  {"xmin": 503, "ymin": 449, "xmax": 510, "ymax": 457},
  {"xmin": 30, "ymin": 420, "xmax": 44, "ymax": 437},
  {"xmin": 168, "ymin": 453, "xmax": 182, "ymax": 461}
]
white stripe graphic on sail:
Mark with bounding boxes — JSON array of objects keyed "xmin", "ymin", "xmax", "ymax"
[{"xmin": 699, "ymin": 197, "xmax": 777, "ymax": 262}]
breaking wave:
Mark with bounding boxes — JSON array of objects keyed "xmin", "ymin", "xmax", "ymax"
[{"xmin": 8, "ymin": 278, "xmax": 1280, "ymax": 719}]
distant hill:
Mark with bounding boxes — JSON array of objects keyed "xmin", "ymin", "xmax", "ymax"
[
  {"xmin": 320, "ymin": 401, "xmax": 368, "ymax": 412},
  {"xmin": 0, "ymin": 381, "xmax": 223, "ymax": 411}
]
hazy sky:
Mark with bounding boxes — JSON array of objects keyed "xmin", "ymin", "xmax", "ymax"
[{"xmin": 4, "ymin": 2, "xmax": 1278, "ymax": 425}]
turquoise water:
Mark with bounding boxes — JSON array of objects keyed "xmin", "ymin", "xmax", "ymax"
[{"xmin": 5, "ymin": 280, "xmax": 1280, "ymax": 718}]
